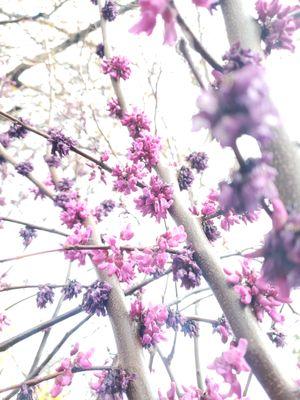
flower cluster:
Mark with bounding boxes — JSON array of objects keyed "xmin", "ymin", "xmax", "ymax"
[
  {"xmin": 61, "ymin": 280, "xmax": 82, "ymax": 301},
  {"xmin": 51, "ymin": 345, "xmax": 93, "ymax": 397},
  {"xmin": 135, "ymin": 175, "xmax": 173, "ymax": 222},
  {"xmin": 60, "ymin": 199, "xmax": 89, "ymax": 228},
  {"xmin": 128, "ymin": 134, "xmax": 161, "ymax": 171},
  {"xmin": 81, "ymin": 280, "xmax": 112, "ymax": 316},
  {"xmin": 209, "ymin": 338, "xmax": 250, "ymax": 398},
  {"xmin": 91, "ymin": 368, "xmax": 135, "ymax": 399},
  {"xmin": 7, "ymin": 119, "xmax": 28, "ymax": 139},
  {"xmin": 219, "ymin": 158, "xmax": 278, "ymax": 213},
  {"xmin": 256, "ymin": 0, "xmax": 300, "ymax": 53},
  {"xmin": 102, "ymin": 56, "xmax": 131, "ymax": 80},
  {"xmin": 48, "ymin": 128, "xmax": 76, "ymax": 158},
  {"xmin": 212, "ymin": 316, "xmax": 231, "ymax": 343},
  {"xmin": 202, "ymin": 219, "xmax": 221, "ymax": 242},
  {"xmin": 172, "ymin": 250, "xmax": 202, "ymax": 289},
  {"xmin": 192, "ymin": 65, "xmax": 278, "ymax": 149},
  {"xmin": 92, "ymin": 199, "xmax": 115, "ymax": 222},
  {"xmin": 64, "ymin": 224, "xmax": 93, "ymax": 265},
  {"xmin": 177, "ymin": 166, "xmax": 194, "ymax": 191},
  {"xmin": 121, "ymin": 109, "xmax": 150, "ymax": 138},
  {"xmin": 222, "ymin": 42, "xmax": 261, "ymax": 74},
  {"xmin": 19, "ymin": 226, "xmax": 37, "ymax": 247},
  {"xmin": 93, "ymin": 235, "xmax": 136, "ymax": 283},
  {"xmin": 224, "ymin": 259, "xmax": 285, "ymax": 323},
  {"xmin": 15, "ymin": 161, "xmax": 33, "ymax": 176},
  {"xmin": 258, "ymin": 199, "xmax": 300, "ymax": 298},
  {"xmin": 130, "ymin": 299, "xmax": 168, "ymax": 347},
  {"xmin": 36, "ymin": 285, "xmax": 55, "ymax": 309},
  {"xmin": 130, "ymin": 0, "xmax": 214, "ymax": 45},
  {"xmin": 107, "ymin": 97, "xmax": 123, "ymax": 118},
  {"xmin": 112, "ymin": 162, "xmax": 146, "ymax": 194},
  {"xmin": 102, "ymin": 0, "xmax": 117, "ymax": 21},
  {"xmin": 186, "ymin": 151, "xmax": 208, "ymax": 173}
]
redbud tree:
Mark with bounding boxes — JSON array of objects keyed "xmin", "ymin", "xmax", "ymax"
[{"xmin": 0, "ymin": 0, "xmax": 299, "ymax": 399}]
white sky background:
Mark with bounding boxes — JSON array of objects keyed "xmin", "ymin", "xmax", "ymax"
[{"xmin": 0, "ymin": 0, "xmax": 299, "ymax": 399}]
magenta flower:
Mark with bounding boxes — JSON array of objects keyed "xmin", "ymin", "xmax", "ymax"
[
  {"xmin": 112, "ymin": 162, "xmax": 146, "ymax": 194},
  {"xmin": 135, "ymin": 175, "xmax": 173, "ymax": 222},
  {"xmin": 19, "ymin": 226, "xmax": 37, "ymax": 247},
  {"xmin": 177, "ymin": 166, "xmax": 194, "ymax": 191},
  {"xmin": 15, "ymin": 161, "xmax": 33, "ymax": 176},
  {"xmin": 128, "ymin": 134, "xmax": 161, "ymax": 170},
  {"xmin": 256, "ymin": 0, "xmax": 300, "ymax": 53},
  {"xmin": 64, "ymin": 224, "xmax": 93, "ymax": 266},
  {"xmin": 222, "ymin": 42, "xmax": 261, "ymax": 73},
  {"xmin": 130, "ymin": 0, "xmax": 177, "ymax": 45},
  {"xmin": 60, "ymin": 199, "xmax": 88, "ymax": 228},
  {"xmin": 102, "ymin": 56, "xmax": 131, "ymax": 80},
  {"xmin": 7, "ymin": 119, "xmax": 28, "ymax": 139},
  {"xmin": 224, "ymin": 259, "xmax": 285, "ymax": 323},
  {"xmin": 107, "ymin": 97, "xmax": 123, "ymax": 118},
  {"xmin": 209, "ymin": 338, "xmax": 250, "ymax": 398},
  {"xmin": 130, "ymin": 299, "xmax": 168, "ymax": 347},
  {"xmin": 157, "ymin": 225, "xmax": 187, "ymax": 250},
  {"xmin": 121, "ymin": 109, "xmax": 150, "ymax": 138},
  {"xmin": 172, "ymin": 250, "xmax": 202, "ymax": 289},
  {"xmin": 51, "ymin": 358, "xmax": 73, "ymax": 397}
]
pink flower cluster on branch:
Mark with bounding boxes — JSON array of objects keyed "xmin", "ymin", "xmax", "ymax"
[
  {"xmin": 51, "ymin": 344, "xmax": 93, "ymax": 397},
  {"xmin": 209, "ymin": 339, "xmax": 250, "ymax": 399},
  {"xmin": 64, "ymin": 224, "xmax": 93, "ymax": 266},
  {"xmin": 102, "ymin": 56, "xmax": 131, "ymax": 80},
  {"xmin": 256, "ymin": 0, "xmax": 300, "ymax": 53},
  {"xmin": 224, "ymin": 259, "xmax": 286, "ymax": 323},
  {"xmin": 130, "ymin": 299, "xmax": 168, "ymax": 347},
  {"xmin": 135, "ymin": 175, "xmax": 173, "ymax": 222},
  {"xmin": 130, "ymin": 0, "xmax": 216, "ymax": 45}
]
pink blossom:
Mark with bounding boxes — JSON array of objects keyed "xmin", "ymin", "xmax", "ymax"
[
  {"xmin": 112, "ymin": 162, "xmax": 146, "ymax": 194},
  {"xmin": 121, "ymin": 109, "xmax": 151, "ymax": 138},
  {"xmin": 224, "ymin": 259, "xmax": 286, "ymax": 323},
  {"xmin": 157, "ymin": 225, "xmax": 187, "ymax": 250},
  {"xmin": 64, "ymin": 224, "xmax": 93, "ymax": 265},
  {"xmin": 135, "ymin": 175, "xmax": 173, "ymax": 222},
  {"xmin": 209, "ymin": 339, "xmax": 250, "ymax": 398},
  {"xmin": 60, "ymin": 200, "xmax": 88, "ymax": 228},
  {"xmin": 74, "ymin": 349, "xmax": 93, "ymax": 368},
  {"xmin": 130, "ymin": 0, "xmax": 177, "ymax": 45},
  {"xmin": 51, "ymin": 358, "xmax": 74, "ymax": 398},
  {"xmin": 128, "ymin": 134, "xmax": 161, "ymax": 170},
  {"xmin": 120, "ymin": 224, "xmax": 134, "ymax": 240},
  {"xmin": 130, "ymin": 300, "xmax": 168, "ymax": 347},
  {"xmin": 92, "ymin": 238, "xmax": 135, "ymax": 283},
  {"xmin": 102, "ymin": 56, "xmax": 131, "ymax": 80}
]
